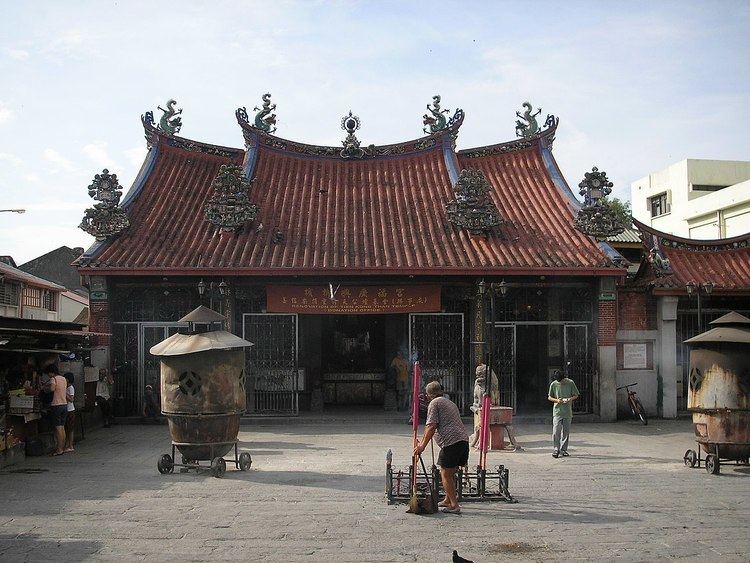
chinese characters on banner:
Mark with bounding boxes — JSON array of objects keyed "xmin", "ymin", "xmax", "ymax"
[{"xmin": 266, "ymin": 285, "xmax": 441, "ymax": 314}]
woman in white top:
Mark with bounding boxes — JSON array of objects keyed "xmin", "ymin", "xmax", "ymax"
[{"xmin": 64, "ymin": 372, "xmax": 76, "ymax": 453}]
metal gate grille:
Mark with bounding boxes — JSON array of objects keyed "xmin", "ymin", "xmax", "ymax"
[
  {"xmin": 490, "ymin": 324, "xmax": 516, "ymax": 410},
  {"xmin": 111, "ymin": 322, "xmax": 185, "ymax": 416},
  {"xmin": 564, "ymin": 324, "xmax": 594, "ymax": 414},
  {"xmin": 409, "ymin": 313, "xmax": 466, "ymax": 411},
  {"xmin": 243, "ymin": 313, "xmax": 298, "ymax": 414},
  {"xmin": 111, "ymin": 323, "xmax": 139, "ymax": 416}
]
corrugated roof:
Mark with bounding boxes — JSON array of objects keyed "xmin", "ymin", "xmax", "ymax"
[
  {"xmin": 78, "ymin": 123, "xmax": 622, "ymax": 276},
  {"xmin": 606, "ymin": 227, "xmax": 640, "ymax": 244},
  {"xmin": 61, "ymin": 290, "xmax": 89, "ymax": 305},
  {"xmin": 633, "ymin": 219, "xmax": 750, "ymax": 293},
  {"xmin": 0, "ymin": 262, "xmax": 65, "ymax": 290}
]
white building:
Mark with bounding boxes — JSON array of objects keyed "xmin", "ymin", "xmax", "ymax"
[
  {"xmin": 631, "ymin": 159, "xmax": 750, "ymax": 239},
  {"xmin": 0, "ymin": 262, "xmax": 89, "ymax": 323}
]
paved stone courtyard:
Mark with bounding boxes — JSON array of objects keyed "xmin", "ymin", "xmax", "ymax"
[{"xmin": 0, "ymin": 419, "xmax": 748, "ymax": 562}]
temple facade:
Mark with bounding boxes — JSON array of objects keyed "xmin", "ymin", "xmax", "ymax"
[{"xmin": 74, "ymin": 97, "xmax": 679, "ymax": 420}]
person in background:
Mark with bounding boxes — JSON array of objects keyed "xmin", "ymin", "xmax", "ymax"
[
  {"xmin": 45, "ymin": 364, "xmax": 67, "ymax": 456},
  {"xmin": 390, "ymin": 351, "xmax": 410, "ymax": 410},
  {"xmin": 548, "ymin": 368, "xmax": 580, "ymax": 458},
  {"xmin": 38, "ymin": 366, "xmax": 54, "ymax": 412},
  {"xmin": 96, "ymin": 369, "xmax": 115, "ymax": 428},
  {"xmin": 143, "ymin": 384, "xmax": 160, "ymax": 423},
  {"xmin": 63, "ymin": 372, "xmax": 76, "ymax": 453}
]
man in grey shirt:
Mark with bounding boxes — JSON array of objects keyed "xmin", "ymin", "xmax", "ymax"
[{"xmin": 414, "ymin": 381, "xmax": 469, "ymax": 514}]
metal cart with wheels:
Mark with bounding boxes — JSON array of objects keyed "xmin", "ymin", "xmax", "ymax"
[
  {"xmin": 682, "ymin": 312, "xmax": 750, "ymax": 476},
  {"xmin": 149, "ymin": 306, "xmax": 256, "ymax": 480},
  {"xmin": 157, "ymin": 440, "xmax": 252, "ymax": 478}
]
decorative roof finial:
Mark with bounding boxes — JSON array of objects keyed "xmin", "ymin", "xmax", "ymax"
[
  {"xmin": 340, "ymin": 111, "xmax": 364, "ymax": 159},
  {"xmin": 515, "ymin": 101, "xmax": 541, "ymax": 139},
  {"xmin": 79, "ymin": 169, "xmax": 130, "ymax": 240},
  {"xmin": 648, "ymin": 246, "xmax": 672, "ymax": 276},
  {"xmin": 573, "ymin": 166, "xmax": 626, "ymax": 240},
  {"xmin": 252, "ymin": 93, "xmax": 277, "ymax": 133},
  {"xmin": 446, "ymin": 169, "xmax": 503, "ymax": 235},
  {"xmin": 423, "ymin": 95, "xmax": 450, "ymax": 134},
  {"xmin": 204, "ymin": 165, "xmax": 260, "ymax": 232},
  {"xmin": 157, "ymin": 99, "xmax": 182, "ymax": 136}
]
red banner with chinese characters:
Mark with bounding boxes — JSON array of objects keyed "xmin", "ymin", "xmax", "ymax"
[{"xmin": 266, "ymin": 285, "xmax": 441, "ymax": 314}]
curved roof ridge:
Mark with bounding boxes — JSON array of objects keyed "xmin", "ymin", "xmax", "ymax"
[
  {"xmin": 142, "ymin": 114, "xmax": 244, "ymax": 158},
  {"xmin": 633, "ymin": 218, "xmax": 750, "ymax": 248},
  {"xmin": 458, "ymin": 117, "xmax": 559, "ymax": 157},
  {"xmin": 237, "ymin": 107, "xmax": 465, "ymax": 160}
]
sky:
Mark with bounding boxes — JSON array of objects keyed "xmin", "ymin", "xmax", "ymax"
[{"xmin": 1, "ymin": 0, "xmax": 748, "ymax": 264}]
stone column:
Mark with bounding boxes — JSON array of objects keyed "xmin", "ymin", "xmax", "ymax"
[
  {"xmin": 597, "ymin": 278, "xmax": 617, "ymax": 421},
  {"xmin": 657, "ymin": 296, "xmax": 679, "ymax": 418}
]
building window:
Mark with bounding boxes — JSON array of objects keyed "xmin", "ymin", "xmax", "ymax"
[
  {"xmin": 43, "ymin": 290, "xmax": 56, "ymax": 311},
  {"xmin": 692, "ymin": 184, "xmax": 728, "ymax": 192},
  {"xmin": 0, "ymin": 281, "xmax": 20, "ymax": 306},
  {"xmin": 22, "ymin": 287, "xmax": 42, "ymax": 308},
  {"xmin": 649, "ymin": 193, "xmax": 669, "ymax": 217}
]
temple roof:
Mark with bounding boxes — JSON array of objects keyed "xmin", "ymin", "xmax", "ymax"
[
  {"xmin": 633, "ymin": 218, "xmax": 750, "ymax": 294},
  {"xmin": 76, "ymin": 110, "xmax": 624, "ymax": 277}
]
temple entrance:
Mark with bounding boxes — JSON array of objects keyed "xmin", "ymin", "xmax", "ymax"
[
  {"xmin": 320, "ymin": 315, "xmax": 391, "ymax": 406},
  {"xmin": 296, "ymin": 312, "xmax": 466, "ymax": 409},
  {"xmin": 515, "ymin": 325, "xmax": 553, "ymax": 412},
  {"xmin": 489, "ymin": 322, "xmax": 594, "ymax": 414}
]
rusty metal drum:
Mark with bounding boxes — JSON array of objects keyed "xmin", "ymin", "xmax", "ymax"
[
  {"xmin": 150, "ymin": 306, "xmax": 252, "ymax": 462},
  {"xmin": 160, "ymin": 348, "xmax": 246, "ymax": 460},
  {"xmin": 686, "ymin": 312, "xmax": 750, "ymax": 460}
]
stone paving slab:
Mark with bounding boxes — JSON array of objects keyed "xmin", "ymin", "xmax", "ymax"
[{"xmin": 0, "ymin": 420, "xmax": 748, "ymax": 562}]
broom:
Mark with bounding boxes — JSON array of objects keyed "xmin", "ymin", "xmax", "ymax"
[{"xmin": 406, "ymin": 361, "xmax": 437, "ymax": 514}]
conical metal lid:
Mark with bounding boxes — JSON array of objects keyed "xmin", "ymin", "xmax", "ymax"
[
  {"xmin": 684, "ymin": 326, "xmax": 750, "ymax": 344},
  {"xmin": 178, "ymin": 305, "xmax": 226, "ymax": 324},
  {"xmin": 149, "ymin": 330, "xmax": 253, "ymax": 356},
  {"xmin": 709, "ymin": 311, "xmax": 750, "ymax": 326}
]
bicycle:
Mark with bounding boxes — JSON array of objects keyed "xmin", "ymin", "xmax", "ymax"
[{"xmin": 616, "ymin": 383, "xmax": 648, "ymax": 425}]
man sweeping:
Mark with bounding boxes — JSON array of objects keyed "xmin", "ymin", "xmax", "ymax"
[{"xmin": 413, "ymin": 381, "xmax": 469, "ymax": 514}]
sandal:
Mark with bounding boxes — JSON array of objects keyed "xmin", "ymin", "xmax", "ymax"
[
  {"xmin": 64, "ymin": 448, "xmax": 75, "ymax": 453},
  {"xmin": 441, "ymin": 507, "xmax": 461, "ymax": 514},
  {"xmin": 50, "ymin": 451, "xmax": 64, "ymax": 457}
]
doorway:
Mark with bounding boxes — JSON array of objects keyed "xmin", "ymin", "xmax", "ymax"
[
  {"xmin": 321, "ymin": 315, "xmax": 387, "ymax": 405},
  {"xmin": 515, "ymin": 325, "xmax": 550, "ymax": 411}
]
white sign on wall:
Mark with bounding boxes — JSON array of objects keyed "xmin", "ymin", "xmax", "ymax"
[{"xmin": 623, "ymin": 343, "xmax": 648, "ymax": 369}]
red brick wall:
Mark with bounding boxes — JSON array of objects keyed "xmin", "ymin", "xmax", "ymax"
[
  {"xmin": 617, "ymin": 291, "xmax": 656, "ymax": 331},
  {"xmin": 89, "ymin": 301, "xmax": 111, "ymax": 346},
  {"xmin": 598, "ymin": 300, "xmax": 617, "ymax": 346}
]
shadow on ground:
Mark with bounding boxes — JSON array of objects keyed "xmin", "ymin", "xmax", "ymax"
[
  {"xmin": 0, "ymin": 534, "xmax": 101, "ymax": 559},
  {"xmin": 237, "ymin": 440, "xmax": 335, "ymax": 451},
  {"xmin": 229, "ymin": 469, "xmax": 382, "ymax": 492}
]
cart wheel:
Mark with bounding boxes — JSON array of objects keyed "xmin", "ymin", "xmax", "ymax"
[
  {"xmin": 211, "ymin": 456, "xmax": 226, "ymax": 478},
  {"xmin": 239, "ymin": 452, "xmax": 252, "ymax": 471},
  {"xmin": 157, "ymin": 454, "xmax": 174, "ymax": 475},
  {"xmin": 705, "ymin": 454, "xmax": 720, "ymax": 475},
  {"xmin": 683, "ymin": 449, "xmax": 697, "ymax": 468}
]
